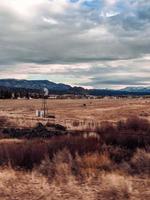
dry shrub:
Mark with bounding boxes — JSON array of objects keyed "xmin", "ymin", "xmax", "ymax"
[
  {"xmin": 105, "ymin": 145, "xmax": 133, "ymax": 163},
  {"xmin": 75, "ymin": 153, "xmax": 113, "ymax": 178},
  {"xmin": 125, "ymin": 117, "xmax": 150, "ymax": 131},
  {"xmin": 99, "ymin": 121, "xmax": 115, "ymax": 133},
  {"xmin": 0, "ymin": 141, "xmax": 47, "ymax": 169},
  {"xmin": 39, "ymin": 149, "xmax": 73, "ymax": 182},
  {"xmin": 130, "ymin": 149, "xmax": 150, "ymax": 175},
  {"xmin": 0, "ymin": 136, "xmax": 101, "ymax": 170},
  {"xmin": 37, "ymin": 154, "xmax": 133, "ymax": 199},
  {"xmin": 99, "ymin": 173, "xmax": 132, "ymax": 200},
  {"xmin": 82, "ymin": 153, "xmax": 112, "ymax": 169},
  {"xmin": 47, "ymin": 136, "xmax": 101, "ymax": 158},
  {"xmin": 37, "ymin": 156, "xmax": 52, "ymax": 177},
  {"xmin": 38, "ymin": 149, "xmax": 114, "ymax": 183},
  {"xmin": 98, "ymin": 117, "xmax": 150, "ymax": 148}
]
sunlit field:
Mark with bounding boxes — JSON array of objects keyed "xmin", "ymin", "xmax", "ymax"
[{"xmin": 0, "ymin": 98, "xmax": 150, "ymax": 129}]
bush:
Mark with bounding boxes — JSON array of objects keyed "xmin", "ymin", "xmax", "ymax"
[
  {"xmin": 75, "ymin": 153, "xmax": 113, "ymax": 178},
  {"xmin": 38, "ymin": 149, "xmax": 73, "ymax": 182},
  {"xmin": 130, "ymin": 149, "xmax": 150, "ymax": 175},
  {"xmin": 125, "ymin": 117, "xmax": 150, "ymax": 131},
  {"xmin": 97, "ymin": 117, "xmax": 150, "ymax": 148},
  {"xmin": 104, "ymin": 145, "xmax": 133, "ymax": 163},
  {"xmin": 100, "ymin": 173, "xmax": 132, "ymax": 200},
  {"xmin": 0, "ymin": 136, "xmax": 101, "ymax": 170},
  {"xmin": 0, "ymin": 141, "xmax": 47, "ymax": 169}
]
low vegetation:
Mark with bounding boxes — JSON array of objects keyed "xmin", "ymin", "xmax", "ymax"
[
  {"xmin": 0, "ymin": 147, "xmax": 149, "ymax": 200},
  {"xmin": 97, "ymin": 116, "xmax": 150, "ymax": 148},
  {"xmin": 0, "ymin": 116, "xmax": 149, "ymax": 199}
]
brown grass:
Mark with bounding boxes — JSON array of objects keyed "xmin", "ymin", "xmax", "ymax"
[
  {"xmin": 130, "ymin": 149, "xmax": 150, "ymax": 175},
  {"xmin": 0, "ymin": 167, "xmax": 133, "ymax": 200},
  {"xmin": 0, "ymin": 135, "xmax": 149, "ymax": 200},
  {"xmin": 0, "ymin": 136, "xmax": 102, "ymax": 169},
  {"xmin": 0, "ymin": 98, "xmax": 150, "ymax": 199},
  {"xmin": 0, "ymin": 148, "xmax": 149, "ymax": 200},
  {"xmin": 0, "ymin": 98, "xmax": 150, "ymax": 129}
]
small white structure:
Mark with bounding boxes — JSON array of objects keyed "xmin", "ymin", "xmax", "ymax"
[
  {"xmin": 36, "ymin": 110, "xmax": 45, "ymax": 118},
  {"xmin": 40, "ymin": 111, "xmax": 45, "ymax": 117},
  {"xmin": 36, "ymin": 110, "xmax": 40, "ymax": 117}
]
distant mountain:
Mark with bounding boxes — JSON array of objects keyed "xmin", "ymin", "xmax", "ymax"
[
  {"xmin": 0, "ymin": 79, "xmax": 150, "ymax": 97},
  {"xmin": 0, "ymin": 79, "xmax": 72, "ymax": 91},
  {"xmin": 121, "ymin": 86, "xmax": 150, "ymax": 93}
]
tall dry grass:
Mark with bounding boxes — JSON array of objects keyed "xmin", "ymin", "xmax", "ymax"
[
  {"xmin": 0, "ymin": 116, "xmax": 149, "ymax": 199},
  {"xmin": 0, "ymin": 148, "xmax": 149, "ymax": 200},
  {"xmin": 0, "ymin": 167, "xmax": 134, "ymax": 200}
]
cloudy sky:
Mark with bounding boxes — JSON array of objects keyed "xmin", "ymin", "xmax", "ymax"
[{"xmin": 0, "ymin": 0, "xmax": 150, "ymax": 89}]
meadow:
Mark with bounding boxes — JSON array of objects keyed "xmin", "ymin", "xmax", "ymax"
[
  {"xmin": 0, "ymin": 98, "xmax": 150, "ymax": 128},
  {"xmin": 0, "ymin": 98, "xmax": 149, "ymax": 200}
]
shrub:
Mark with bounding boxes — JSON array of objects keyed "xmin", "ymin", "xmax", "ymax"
[
  {"xmin": 124, "ymin": 117, "xmax": 150, "ymax": 131},
  {"xmin": 104, "ymin": 145, "xmax": 133, "ymax": 163},
  {"xmin": 77, "ymin": 153, "xmax": 113, "ymax": 178},
  {"xmin": 38, "ymin": 149, "xmax": 73, "ymax": 182},
  {"xmin": 130, "ymin": 149, "xmax": 150, "ymax": 175},
  {"xmin": 0, "ymin": 136, "xmax": 101, "ymax": 170},
  {"xmin": 99, "ymin": 173, "xmax": 132, "ymax": 200},
  {"xmin": 97, "ymin": 117, "xmax": 150, "ymax": 148},
  {"xmin": 0, "ymin": 141, "xmax": 47, "ymax": 169}
]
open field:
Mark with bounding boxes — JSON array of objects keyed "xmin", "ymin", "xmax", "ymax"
[
  {"xmin": 0, "ymin": 98, "xmax": 150, "ymax": 129},
  {"xmin": 0, "ymin": 146, "xmax": 149, "ymax": 200},
  {"xmin": 0, "ymin": 98, "xmax": 150, "ymax": 200}
]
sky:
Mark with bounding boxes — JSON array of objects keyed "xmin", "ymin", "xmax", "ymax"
[{"xmin": 0, "ymin": 0, "xmax": 150, "ymax": 89}]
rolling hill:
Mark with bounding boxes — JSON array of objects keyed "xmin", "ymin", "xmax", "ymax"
[{"xmin": 0, "ymin": 79, "xmax": 150, "ymax": 97}]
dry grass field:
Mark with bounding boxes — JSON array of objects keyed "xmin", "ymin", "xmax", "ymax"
[
  {"xmin": 0, "ymin": 98, "xmax": 150, "ymax": 129},
  {"xmin": 0, "ymin": 98, "xmax": 150, "ymax": 200},
  {"xmin": 0, "ymin": 148, "xmax": 149, "ymax": 200}
]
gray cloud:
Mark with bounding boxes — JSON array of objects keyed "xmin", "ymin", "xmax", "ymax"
[{"xmin": 0, "ymin": 0, "xmax": 150, "ymax": 88}]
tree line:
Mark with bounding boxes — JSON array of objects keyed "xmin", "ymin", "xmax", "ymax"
[{"xmin": 0, "ymin": 88, "xmax": 42, "ymax": 99}]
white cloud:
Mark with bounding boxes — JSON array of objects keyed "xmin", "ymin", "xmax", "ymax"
[
  {"xmin": 101, "ymin": 10, "xmax": 120, "ymax": 18},
  {"xmin": 0, "ymin": 0, "xmax": 150, "ymax": 88},
  {"xmin": 43, "ymin": 17, "xmax": 58, "ymax": 25},
  {"xmin": 0, "ymin": 0, "xmax": 72, "ymax": 18},
  {"xmin": 106, "ymin": 0, "xmax": 117, "ymax": 5}
]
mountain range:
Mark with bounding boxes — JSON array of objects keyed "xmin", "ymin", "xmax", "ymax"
[
  {"xmin": 0, "ymin": 79, "xmax": 150, "ymax": 96},
  {"xmin": 0, "ymin": 79, "xmax": 71, "ymax": 91},
  {"xmin": 120, "ymin": 86, "xmax": 150, "ymax": 93}
]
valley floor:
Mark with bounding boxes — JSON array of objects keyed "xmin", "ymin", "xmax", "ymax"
[{"xmin": 0, "ymin": 98, "xmax": 150, "ymax": 129}]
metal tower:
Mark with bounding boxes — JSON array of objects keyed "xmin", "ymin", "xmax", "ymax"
[{"xmin": 42, "ymin": 88, "xmax": 49, "ymax": 118}]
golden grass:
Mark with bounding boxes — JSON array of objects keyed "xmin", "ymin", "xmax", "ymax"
[
  {"xmin": 0, "ymin": 98, "xmax": 150, "ymax": 199},
  {"xmin": 76, "ymin": 153, "xmax": 113, "ymax": 177},
  {"xmin": 0, "ymin": 148, "xmax": 149, "ymax": 200},
  {"xmin": 0, "ymin": 167, "xmax": 149, "ymax": 200},
  {"xmin": 0, "ymin": 98, "xmax": 150, "ymax": 129}
]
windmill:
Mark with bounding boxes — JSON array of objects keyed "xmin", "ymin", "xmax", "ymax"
[{"xmin": 42, "ymin": 87, "xmax": 49, "ymax": 118}]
